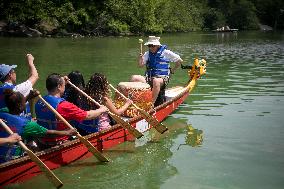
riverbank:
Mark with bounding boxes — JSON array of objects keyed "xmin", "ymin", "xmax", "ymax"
[
  {"xmin": 0, "ymin": 20, "xmax": 279, "ymax": 38},
  {"xmin": 0, "ymin": 20, "xmax": 137, "ymax": 38}
]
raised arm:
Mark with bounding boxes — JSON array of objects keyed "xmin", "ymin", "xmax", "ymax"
[
  {"xmin": 26, "ymin": 54, "xmax": 39, "ymax": 86},
  {"xmin": 138, "ymin": 53, "xmax": 144, "ymax": 68}
]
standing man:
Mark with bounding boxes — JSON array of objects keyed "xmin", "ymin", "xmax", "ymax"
[
  {"xmin": 0, "ymin": 54, "xmax": 39, "ymax": 109},
  {"xmin": 130, "ymin": 36, "xmax": 183, "ymax": 106}
]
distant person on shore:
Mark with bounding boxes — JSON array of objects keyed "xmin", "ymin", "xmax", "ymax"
[
  {"xmin": 85, "ymin": 73, "xmax": 132, "ymax": 131},
  {"xmin": 130, "ymin": 36, "xmax": 183, "ymax": 106},
  {"xmin": 0, "ymin": 54, "xmax": 39, "ymax": 117},
  {"xmin": 35, "ymin": 73, "xmax": 108, "ymax": 147}
]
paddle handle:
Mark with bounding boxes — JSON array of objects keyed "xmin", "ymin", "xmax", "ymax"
[
  {"xmin": 0, "ymin": 119, "xmax": 27, "ymax": 150},
  {"xmin": 0, "ymin": 119, "xmax": 63, "ymax": 188},
  {"xmin": 0, "ymin": 119, "xmax": 15, "ymax": 135},
  {"xmin": 108, "ymin": 84, "xmax": 139, "ymax": 110},
  {"xmin": 139, "ymin": 39, "xmax": 143, "ymax": 54},
  {"xmin": 140, "ymin": 43, "xmax": 143, "ymax": 54}
]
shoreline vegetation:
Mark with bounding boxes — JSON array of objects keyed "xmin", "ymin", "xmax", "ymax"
[{"xmin": 0, "ymin": 0, "xmax": 283, "ymax": 38}]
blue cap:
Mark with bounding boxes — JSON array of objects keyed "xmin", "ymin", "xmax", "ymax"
[{"xmin": 0, "ymin": 64, "xmax": 17, "ymax": 81}]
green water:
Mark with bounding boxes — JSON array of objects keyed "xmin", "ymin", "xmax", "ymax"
[{"xmin": 1, "ymin": 31, "xmax": 284, "ymax": 189}]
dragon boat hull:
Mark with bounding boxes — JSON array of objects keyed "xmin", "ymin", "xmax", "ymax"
[{"xmin": 0, "ymin": 59, "xmax": 206, "ymax": 187}]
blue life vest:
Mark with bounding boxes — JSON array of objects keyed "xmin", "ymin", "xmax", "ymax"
[
  {"xmin": 0, "ymin": 83, "xmax": 32, "ymax": 119},
  {"xmin": 35, "ymin": 95, "xmax": 65, "ymax": 130},
  {"xmin": 70, "ymin": 119, "xmax": 99, "ymax": 134},
  {"xmin": 0, "ymin": 112, "xmax": 28, "ymax": 163},
  {"xmin": 0, "ymin": 83, "xmax": 15, "ymax": 109},
  {"xmin": 146, "ymin": 45, "xmax": 170, "ymax": 77},
  {"xmin": 35, "ymin": 95, "xmax": 69, "ymax": 144},
  {"xmin": 35, "ymin": 95, "xmax": 98, "ymax": 137}
]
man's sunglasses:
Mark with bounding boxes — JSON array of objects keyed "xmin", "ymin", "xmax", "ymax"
[{"xmin": 147, "ymin": 44, "xmax": 154, "ymax": 47}]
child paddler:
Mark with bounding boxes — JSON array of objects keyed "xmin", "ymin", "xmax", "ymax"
[
  {"xmin": 84, "ymin": 73, "xmax": 133, "ymax": 131},
  {"xmin": 0, "ymin": 89, "xmax": 76, "ymax": 163}
]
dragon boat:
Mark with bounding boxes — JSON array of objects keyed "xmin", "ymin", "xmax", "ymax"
[{"xmin": 0, "ymin": 58, "xmax": 206, "ymax": 187}]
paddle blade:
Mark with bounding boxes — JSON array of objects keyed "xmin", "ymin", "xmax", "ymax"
[
  {"xmin": 138, "ymin": 109, "xmax": 168, "ymax": 134},
  {"xmin": 25, "ymin": 147, "xmax": 63, "ymax": 188},
  {"xmin": 109, "ymin": 113, "xmax": 143, "ymax": 139},
  {"xmin": 76, "ymin": 135, "xmax": 109, "ymax": 162}
]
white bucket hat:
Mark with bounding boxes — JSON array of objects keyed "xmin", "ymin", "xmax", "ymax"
[{"xmin": 144, "ymin": 36, "xmax": 161, "ymax": 46}]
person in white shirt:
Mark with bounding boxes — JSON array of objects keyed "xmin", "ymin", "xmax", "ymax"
[
  {"xmin": 130, "ymin": 36, "xmax": 183, "ymax": 106},
  {"xmin": 0, "ymin": 54, "xmax": 39, "ymax": 109}
]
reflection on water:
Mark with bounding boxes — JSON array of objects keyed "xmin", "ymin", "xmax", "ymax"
[
  {"xmin": 177, "ymin": 125, "xmax": 203, "ymax": 150},
  {"xmin": 4, "ymin": 122, "xmax": 186, "ymax": 189},
  {"xmin": 215, "ymin": 32, "xmax": 238, "ymax": 43}
]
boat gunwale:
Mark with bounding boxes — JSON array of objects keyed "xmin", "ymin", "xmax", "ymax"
[{"xmin": 0, "ymin": 85, "xmax": 189, "ymax": 169}]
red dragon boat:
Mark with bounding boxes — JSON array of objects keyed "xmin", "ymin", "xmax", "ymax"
[{"xmin": 0, "ymin": 58, "xmax": 206, "ymax": 187}]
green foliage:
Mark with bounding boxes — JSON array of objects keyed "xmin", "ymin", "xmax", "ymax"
[
  {"xmin": 107, "ymin": 19, "xmax": 130, "ymax": 35},
  {"xmin": 229, "ymin": 0, "xmax": 259, "ymax": 30},
  {"xmin": 0, "ymin": 0, "xmax": 282, "ymax": 35},
  {"xmin": 50, "ymin": 2, "xmax": 89, "ymax": 30},
  {"xmin": 0, "ymin": 0, "xmax": 47, "ymax": 23},
  {"xmin": 104, "ymin": 0, "xmax": 206, "ymax": 34},
  {"xmin": 162, "ymin": 0, "xmax": 206, "ymax": 32},
  {"xmin": 250, "ymin": 0, "xmax": 284, "ymax": 29},
  {"xmin": 204, "ymin": 8, "xmax": 226, "ymax": 30}
]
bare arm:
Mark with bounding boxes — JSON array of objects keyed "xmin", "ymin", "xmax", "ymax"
[
  {"xmin": 104, "ymin": 96, "xmax": 132, "ymax": 115},
  {"xmin": 138, "ymin": 53, "xmax": 145, "ymax": 68},
  {"xmin": 0, "ymin": 133, "xmax": 22, "ymax": 145},
  {"xmin": 171, "ymin": 59, "xmax": 183, "ymax": 74},
  {"xmin": 26, "ymin": 54, "xmax": 39, "ymax": 86},
  {"xmin": 85, "ymin": 105, "xmax": 108, "ymax": 120},
  {"xmin": 46, "ymin": 129, "xmax": 76, "ymax": 136}
]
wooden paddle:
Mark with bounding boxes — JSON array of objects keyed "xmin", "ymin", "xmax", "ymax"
[
  {"xmin": 0, "ymin": 119, "xmax": 63, "ymax": 188},
  {"xmin": 109, "ymin": 84, "xmax": 168, "ymax": 134},
  {"xmin": 66, "ymin": 81, "xmax": 143, "ymax": 139},
  {"xmin": 139, "ymin": 39, "xmax": 143, "ymax": 54},
  {"xmin": 37, "ymin": 95, "xmax": 109, "ymax": 162}
]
